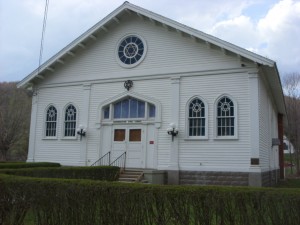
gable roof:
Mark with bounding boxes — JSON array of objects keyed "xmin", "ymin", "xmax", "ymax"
[{"xmin": 17, "ymin": 1, "xmax": 286, "ymax": 117}]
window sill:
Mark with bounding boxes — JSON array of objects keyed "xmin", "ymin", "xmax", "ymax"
[
  {"xmin": 214, "ymin": 136, "xmax": 238, "ymax": 140},
  {"xmin": 61, "ymin": 136, "xmax": 78, "ymax": 140},
  {"xmin": 42, "ymin": 137, "xmax": 58, "ymax": 140},
  {"xmin": 184, "ymin": 137, "xmax": 208, "ymax": 141}
]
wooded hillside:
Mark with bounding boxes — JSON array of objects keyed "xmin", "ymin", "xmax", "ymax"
[{"xmin": 0, "ymin": 82, "xmax": 31, "ymax": 161}]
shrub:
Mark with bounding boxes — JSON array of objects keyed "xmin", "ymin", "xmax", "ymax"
[
  {"xmin": 0, "ymin": 162, "xmax": 61, "ymax": 169},
  {"xmin": 1, "ymin": 174, "xmax": 300, "ymax": 225},
  {"xmin": 0, "ymin": 166, "xmax": 119, "ymax": 181}
]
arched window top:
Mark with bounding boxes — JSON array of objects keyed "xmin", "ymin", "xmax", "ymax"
[
  {"xmin": 46, "ymin": 105, "xmax": 57, "ymax": 122},
  {"xmin": 114, "ymin": 97, "xmax": 145, "ymax": 119},
  {"xmin": 189, "ymin": 98, "xmax": 205, "ymax": 118},
  {"xmin": 102, "ymin": 96, "xmax": 156, "ymax": 120},
  {"xmin": 217, "ymin": 96, "xmax": 234, "ymax": 117},
  {"xmin": 45, "ymin": 105, "xmax": 57, "ymax": 137},
  {"xmin": 216, "ymin": 95, "xmax": 237, "ymax": 137},
  {"xmin": 64, "ymin": 104, "xmax": 77, "ymax": 137},
  {"xmin": 98, "ymin": 92, "xmax": 162, "ymax": 128},
  {"xmin": 65, "ymin": 104, "xmax": 77, "ymax": 121},
  {"xmin": 187, "ymin": 97, "xmax": 207, "ymax": 138}
]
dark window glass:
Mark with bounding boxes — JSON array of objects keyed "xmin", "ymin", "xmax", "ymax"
[
  {"xmin": 46, "ymin": 106, "xmax": 57, "ymax": 137},
  {"xmin": 188, "ymin": 98, "xmax": 205, "ymax": 136},
  {"xmin": 64, "ymin": 104, "xmax": 76, "ymax": 137},
  {"xmin": 149, "ymin": 104, "xmax": 156, "ymax": 117},
  {"xmin": 113, "ymin": 98, "xmax": 145, "ymax": 119},
  {"xmin": 118, "ymin": 35, "xmax": 144, "ymax": 65},
  {"xmin": 217, "ymin": 96, "xmax": 235, "ymax": 136},
  {"xmin": 104, "ymin": 106, "xmax": 110, "ymax": 119}
]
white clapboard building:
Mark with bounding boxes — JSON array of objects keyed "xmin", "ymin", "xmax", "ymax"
[{"xmin": 18, "ymin": 2, "xmax": 286, "ymax": 186}]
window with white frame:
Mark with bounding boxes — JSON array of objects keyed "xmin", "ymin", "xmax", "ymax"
[
  {"xmin": 188, "ymin": 98, "xmax": 206, "ymax": 137},
  {"xmin": 217, "ymin": 96, "xmax": 235, "ymax": 136},
  {"xmin": 45, "ymin": 105, "xmax": 57, "ymax": 137},
  {"xmin": 64, "ymin": 104, "xmax": 77, "ymax": 137},
  {"xmin": 114, "ymin": 98, "xmax": 145, "ymax": 119},
  {"xmin": 103, "ymin": 97, "xmax": 155, "ymax": 120}
]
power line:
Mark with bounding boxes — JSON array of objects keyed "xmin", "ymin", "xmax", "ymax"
[{"xmin": 37, "ymin": 0, "xmax": 50, "ymax": 76}]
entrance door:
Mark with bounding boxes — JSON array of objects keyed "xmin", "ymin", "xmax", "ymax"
[{"xmin": 112, "ymin": 126, "xmax": 144, "ymax": 168}]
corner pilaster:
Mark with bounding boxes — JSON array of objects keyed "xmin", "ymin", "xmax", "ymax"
[
  {"xmin": 248, "ymin": 72, "xmax": 261, "ymax": 185},
  {"xmin": 27, "ymin": 91, "xmax": 38, "ymax": 162},
  {"xmin": 78, "ymin": 83, "xmax": 91, "ymax": 166},
  {"xmin": 168, "ymin": 77, "xmax": 180, "ymax": 184}
]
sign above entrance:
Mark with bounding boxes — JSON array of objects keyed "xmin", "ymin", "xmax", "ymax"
[{"xmin": 124, "ymin": 80, "xmax": 133, "ymax": 91}]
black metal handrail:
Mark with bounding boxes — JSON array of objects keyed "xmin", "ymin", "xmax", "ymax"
[
  {"xmin": 91, "ymin": 151, "xmax": 111, "ymax": 166},
  {"xmin": 110, "ymin": 152, "xmax": 126, "ymax": 172}
]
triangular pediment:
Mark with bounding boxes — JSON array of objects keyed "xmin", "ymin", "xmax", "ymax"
[
  {"xmin": 17, "ymin": 2, "xmax": 285, "ymax": 117},
  {"xmin": 18, "ymin": 1, "xmax": 276, "ymax": 89}
]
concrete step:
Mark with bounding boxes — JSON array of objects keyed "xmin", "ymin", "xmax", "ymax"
[{"xmin": 118, "ymin": 170, "xmax": 147, "ymax": 183}]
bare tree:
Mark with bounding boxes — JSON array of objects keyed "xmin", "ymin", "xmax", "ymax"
[
  {"xmin": 0, "ymin": 82, "xmax": 32, "ymax": 161},
  {"xmin": 282, "ymin": 73, "xmax": 300, "ymax": 175}
]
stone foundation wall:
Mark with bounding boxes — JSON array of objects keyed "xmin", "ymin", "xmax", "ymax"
[{"xmin": 179, "ymin": 171, "xmax": 249, "ymax": 186}]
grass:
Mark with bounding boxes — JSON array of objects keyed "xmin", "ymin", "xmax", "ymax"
[{"xmin": 277, "ymin": 178, "xmax": 300, "ymax": 188}]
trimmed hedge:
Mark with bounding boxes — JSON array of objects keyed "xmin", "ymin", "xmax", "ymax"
[
  {"xmin": 0, "ymin": 166, "xmax": 120, "ymax": 181},
  {"xmin": 1, "ymin": 174, "xmax": 300, "ymax": 225},
  {"xmin": 0, "ymin": 162, "xmax": 61, "ymax": 169}
]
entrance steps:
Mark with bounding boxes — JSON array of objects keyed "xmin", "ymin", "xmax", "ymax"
[{"xmin": 118, "ymin": 169, "xmax": 148, "ymax": 183}]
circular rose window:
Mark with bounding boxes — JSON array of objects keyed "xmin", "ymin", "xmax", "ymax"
[{"xmin": 117, "ymin": 35, "xmax": 146, "ymax": 67}]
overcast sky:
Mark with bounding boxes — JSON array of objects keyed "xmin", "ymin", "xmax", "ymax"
[{"xmin": 0, "ymin": 0, "xmax": 299, "ymax": 82}]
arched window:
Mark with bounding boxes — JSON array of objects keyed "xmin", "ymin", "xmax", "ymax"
[
  {"xmin": 217, "ymin": 96, "xmax": 235, "ymax": 136},
  {"xmin": 188, "ymin": 98, "xmax": 206, "ymax": 137},
  {"xmin": 114, "ymin": 98, "xmax": 145, "ymax": 119},
  {"xmin": 100, "ymin": 94, "xmax": 159, "ymax": 125},
  {"xmin": 64, "ymin": 104, "xmax": 77, "ymax": 137},
  {"xmin": 45, "ymin": 105, "xmax": 57, "ymax": 137}
]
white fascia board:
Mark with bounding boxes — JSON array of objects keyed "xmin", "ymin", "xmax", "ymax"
[{"xmin": 18, "ymin": 3, "xmax": 129, "ymax": 88}]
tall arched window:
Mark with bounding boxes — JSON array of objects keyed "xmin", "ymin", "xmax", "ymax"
[
  {"xmin": 188, "ymin": 98, "xmax": 206, "ymax": 137},
  {"xmin": 217, "ymin": 96, "xmax": 235, "ymax": 136},
  {"xmin": 64, "ymin": 104, "xmax": 77, "ymax": 137},
  {"xmin": 45, "ymin": 105, "xmax": 57, "ymax": 137}
]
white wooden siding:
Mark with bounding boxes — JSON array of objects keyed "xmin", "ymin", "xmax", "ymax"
[
  {"xmin": 33, "ymin": 85, "xmax": 84, "ymax": 165},
  {"xmin": 39, "ymin": 14, "xmax": 241, "ymax": 86},
  {"xmin": 179, "ymin": 73, "xmax": 251, "ymax": 171},
  {"xmin": 259, "ymin": 75, "xmax": 279, "ymax": 170},
  {"xmin": 32, "ymin": 13, "xmax": 259, "ymax": 171},
  {"xmin": 86, "ymin": 78, "xmax": 172, "ymax": 168}
]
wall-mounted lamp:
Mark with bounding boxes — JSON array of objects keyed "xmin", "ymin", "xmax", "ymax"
[
  {"xmin": 167, "ymin": 123, "xmax": 179, "ymax": 142},
  {"xmin": 77, "ymin": 124, "xmax": 86, "ymax": 140}
]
